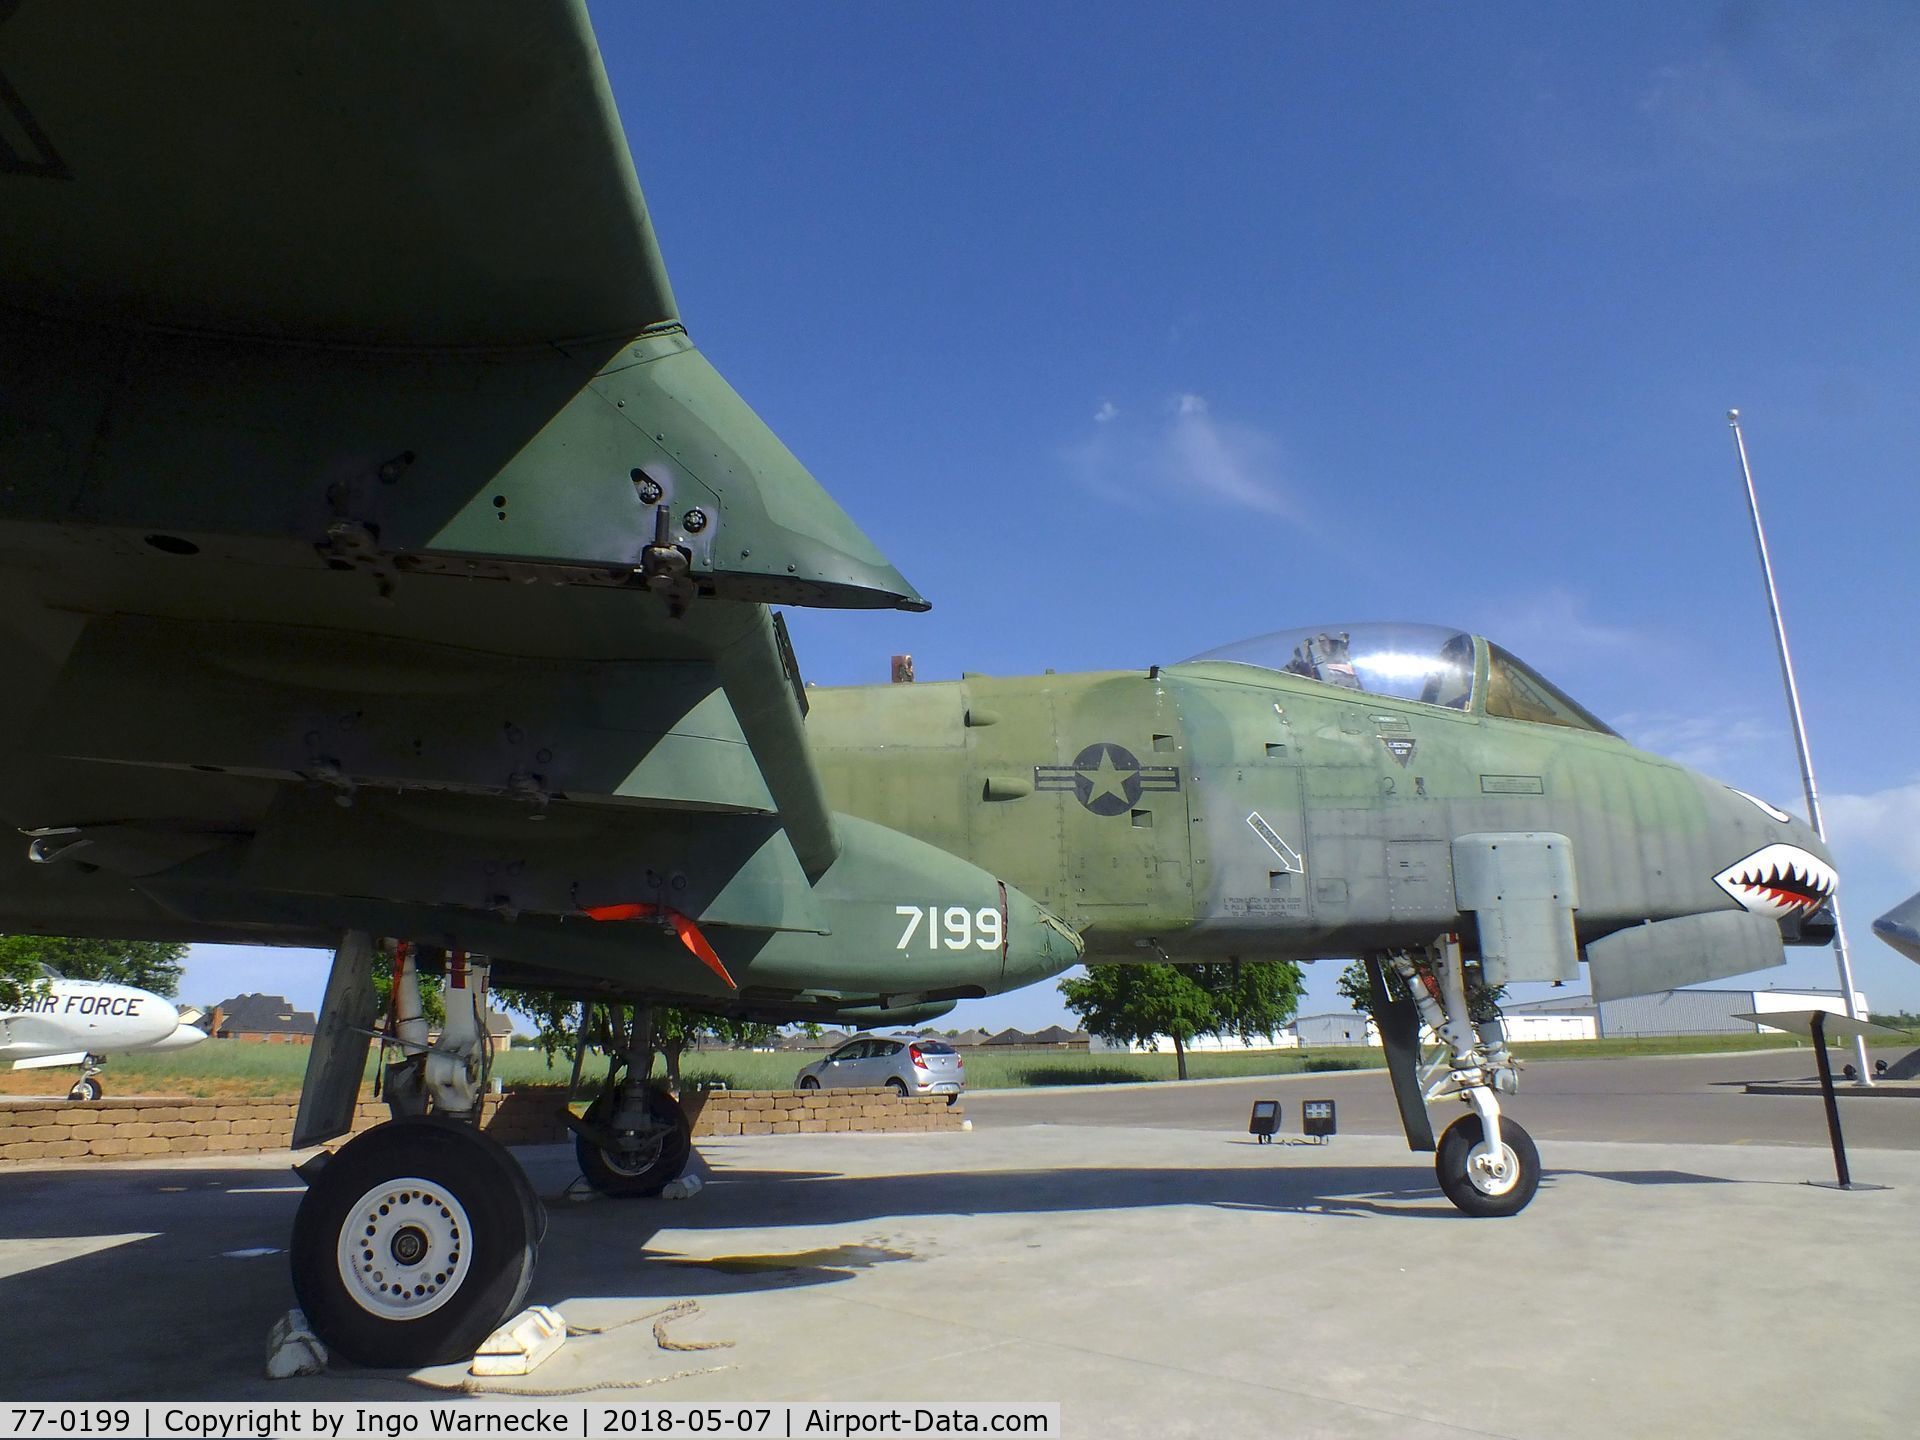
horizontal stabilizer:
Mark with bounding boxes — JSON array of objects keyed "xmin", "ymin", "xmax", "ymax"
[
  {"xmin": 1586, "ymin": 910, "xmax": 1785, "ymax": 1003},
  {"xmin": 1872, "ymin": 891, "xmax": 1920, "ymax": 965}
]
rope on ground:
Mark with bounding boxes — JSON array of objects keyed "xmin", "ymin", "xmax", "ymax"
[
  {"xmin": 564, "ymin": 1297, "xmax": 735, "ymax": 1352},
  {"xmin": 404, "ymin": 1364, "xmax": 732, "ymax": 1398}
]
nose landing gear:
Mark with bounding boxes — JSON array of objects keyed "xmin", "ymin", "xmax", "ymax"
[
  {"xmin": 1380, "ymin": 939, "xmax": 1542, "ymax": 1218},
  {"xmin": 67, "ymin": 1057, "xmax": 105, "ymax": 1102}
]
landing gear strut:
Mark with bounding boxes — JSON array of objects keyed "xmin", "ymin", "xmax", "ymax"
[
  {"xmin": 1379, "ymin": 938, "xmax": 1541, "ymax": 1217},
  {"xmin": 569, "ymin": 1004, "xmax": 692, "ymax": 1198},
  {"xmin": 67, "ymin": 1055, "xmax": 104, "ymax": 1102},
  {"xmin": 290, "ymin": 933, "xmax": 545, "ymax": 1367}
]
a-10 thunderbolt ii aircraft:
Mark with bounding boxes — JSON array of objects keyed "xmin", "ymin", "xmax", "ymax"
[{"xmin": 0, "ymin": 2, "xmax": 1840, "ymax": 1367}]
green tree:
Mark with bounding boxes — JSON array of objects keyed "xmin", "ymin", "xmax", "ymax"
[
  {"xmin": 1336, "ymin": 960, "xmax": 1376, "ymax": 1016},
  {"xmin": 1334, "ymin": 957, "xmax": 1504, "ymax": 1023},
  {"xmin": 1060, "ymin": 960, "xmax": 1303, "ymax": 1080},
  {"xmin": 655, "ymin": 1008, "xmax": 779, "ymax": 1094},
  {"xmin": 371, "ymin": 946, "xmax": 446, "ymax": 1031},
  {"xmin": 489, "ymin": 987, "xmax": 779, "ymax": 1094},
  {"xmin": 492, "ymin": 987, "xmax": 580, "ymax": 1065},
  {"xmin": 0, "ymin": 935, "xmax": 186, "ymax": 1007}
]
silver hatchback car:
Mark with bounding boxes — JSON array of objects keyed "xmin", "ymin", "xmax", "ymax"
[{"xmin": 795, "ymin": 1034, "xmax": 965, "ymax": 1102}]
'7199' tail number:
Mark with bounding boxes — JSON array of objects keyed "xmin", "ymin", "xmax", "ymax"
[{"xmin": 897, "ymin": 905, "xmax": 1003, "ymax": 952}]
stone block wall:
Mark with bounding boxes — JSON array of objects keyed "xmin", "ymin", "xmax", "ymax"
[
  {"xmin": 0, "ymin": 1086, "xmax": 961, "ymax": 1162},
  {"xmin": 683, "ymin": 1086, "xmax": 965, "ymax": 1136}
]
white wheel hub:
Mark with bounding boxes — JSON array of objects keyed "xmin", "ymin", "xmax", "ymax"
[
  {"xmin": 1466, "ymin": 1141, "xmax": 1521, "ymax": 1197},
  {"xmin": 335, "ymin": 1177, "xmax": 472, "ymax": 1320}
]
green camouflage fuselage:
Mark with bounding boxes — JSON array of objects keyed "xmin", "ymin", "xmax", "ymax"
[{"xmin": 810, "ymin": 649, "xmax": 1831, "ymax": 974}]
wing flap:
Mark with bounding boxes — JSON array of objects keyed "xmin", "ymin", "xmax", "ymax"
[{"xmin": 32, "ymin": 617, "xmax": 780, "ymax": 817}]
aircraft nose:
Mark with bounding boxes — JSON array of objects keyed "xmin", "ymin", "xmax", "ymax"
[
  {"xmin": 147, "ymin": 1019, "xmax": 210, "ymax": 1051},
  {"xmin": 1702, "ymin": 782, "xmax": 1839, "ymax": 935}
]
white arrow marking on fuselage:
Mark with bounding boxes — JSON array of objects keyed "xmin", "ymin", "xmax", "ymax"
[{"xmin": 1246, "ymin": 812, "xmax": 1305, "ymax": 874}]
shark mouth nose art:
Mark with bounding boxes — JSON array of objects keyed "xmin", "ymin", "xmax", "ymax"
[{"xmin": 1713, "ymin": 843, "xmax": 1837, "ymax": 917}]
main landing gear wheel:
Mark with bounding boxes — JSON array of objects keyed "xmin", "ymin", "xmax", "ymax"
[
  {"xmin": 292, "ymin": 1117, "xmax": 537, "ymax": 1367},
  {"xmin": 68, "ymin": 1077, "xmax": 101, "ymax": 1102},
  {"xmin": 576, "ymin": 1088, "xmax": 691, "ymax": 1198},
  {"xmin": 1435, "ymin": 1114, "xmax": 1541, "ymax": 1217}
]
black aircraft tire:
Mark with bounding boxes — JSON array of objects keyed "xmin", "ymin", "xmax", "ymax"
[
  {"xmin": 458, "ymin": 1114, "xmax": 550, "ymax": 1247},
  {"xmin": 1435, "ymin": 1114, "xmax": 1541, "ymax": 1218},
  {"xmin": 68, "ymin": 1077, "xmax": 101, "ymax": 1102},
  {"xmin": 291, "ymin": 1118, "xmax": 536, "ymax": 1368},
  {"xmin": 575, "ymin": 1089, "xmax": 691, "ymax": 1198}
]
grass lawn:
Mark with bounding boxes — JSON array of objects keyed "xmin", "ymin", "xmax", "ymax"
[{"xmin": 2, "ymin": 1026, "xmax": 1871, "ymax": 1101}]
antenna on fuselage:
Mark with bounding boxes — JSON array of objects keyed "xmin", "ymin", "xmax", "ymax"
[{"xmin": 1727, "ymin": 408, "xmax": 1872, "ymax": 1087}]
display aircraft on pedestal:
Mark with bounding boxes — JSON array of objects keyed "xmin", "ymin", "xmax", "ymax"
[{"xmin": 0, "ymin": 1, "xmax": 1842, "ymax": 1367}]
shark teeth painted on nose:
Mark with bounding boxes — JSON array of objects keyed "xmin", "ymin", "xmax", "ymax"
[{"xmin": 1712, "ymin": 843, "xmax": 1837, "ymax": 917}]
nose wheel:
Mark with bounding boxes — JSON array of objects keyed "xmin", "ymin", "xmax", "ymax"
[{"xmin": 1436, "ymin": 1114, "xmax": 1541, "ymax": 1217}]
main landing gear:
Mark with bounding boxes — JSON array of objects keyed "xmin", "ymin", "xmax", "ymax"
[
  {"xmin": 289, "ymin": 939, "xmax": 703, "ymax": 1364},
  {"xmin": 292, "ymin": 1116, "xmax": 537, "ymax": 1367},
  {"xmin": 567, "ymin": 1004, "xmax": 693, "ymax": 1198},
  {"xmin": 1375, "ymin": 939, "xmax": 1542, "ymax": 1218},
  {"xmin": 289, "ymin": 936, "xmax": 547, "ymax": 1367}
]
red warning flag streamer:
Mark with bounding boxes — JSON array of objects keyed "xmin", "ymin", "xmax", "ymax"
[{"xmin": 581, "ymin": 903, "xmax": 738, "ymax": 990}]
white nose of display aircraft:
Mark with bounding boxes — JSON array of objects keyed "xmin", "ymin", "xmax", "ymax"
[{"xmin": 0, "ymin": 969, "xmax": 206, "ymax": 1100}]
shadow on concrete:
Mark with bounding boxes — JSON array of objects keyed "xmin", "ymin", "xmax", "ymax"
[
  {"xmin": 0, "ymin": 1143, "xmax": 1767, "ymax": 1399},
  {"xmin": 1547, "ymin": 1168, "xmax": 1742, "ymax": 1188}
]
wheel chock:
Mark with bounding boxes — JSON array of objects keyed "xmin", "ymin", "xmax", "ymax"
[
  {"xmin": 660, "ymin": 1173, "xmax": 704, "ymax": 1200},
  {"xmin": 470, "ymin": 1305, "xmax": 568, "ymax": 1376},
  {"xmin": 265, "ymin": 1308, "xmax": 328, "ymax": 1379}
]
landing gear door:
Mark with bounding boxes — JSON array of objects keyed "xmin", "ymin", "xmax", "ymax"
[{"xmin": 1452, "ymin": 832, "xmax": 1580, "ymax": 984}]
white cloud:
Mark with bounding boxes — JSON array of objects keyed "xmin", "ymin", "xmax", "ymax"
[
  {"xmin": 1825, "ymin": 781, "xmax": 1920, "ymax": 877},
  {"xmin": 1065, "ymin": 392, "xmax": 1296, "ymax": 519},
  {"xmin": 1611, "ymin": 707, "xmax": 1781, "ymax": 779},
  {"xmin": 1467, "ymin": 587, "xmax": 1636, "ymax": 657},
  {"xmin": 1525, "ymin": 14, "xmax": 1920, "ymax": 198}
]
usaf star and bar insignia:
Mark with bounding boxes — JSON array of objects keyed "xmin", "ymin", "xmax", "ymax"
[{"xmin": 1036, "ymin": 742, "xmax": 1181, "ymax": 817}]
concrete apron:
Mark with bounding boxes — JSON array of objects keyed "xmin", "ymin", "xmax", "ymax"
[{"xmin": 0, "ymin": 1126, "xmax": 1912, "ymax": 1436}]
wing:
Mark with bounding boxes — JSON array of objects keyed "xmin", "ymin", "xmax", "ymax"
[
  {"xmin": 0, "ymin": 0, "xmax": 924, "ymax": 613},
  {"xmin": 0, "ymin": 3, "xmax": 1079, "ymax": 1022}
]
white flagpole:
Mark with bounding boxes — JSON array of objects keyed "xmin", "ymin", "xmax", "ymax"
[{"xmin": 1727, "ymin": 409, "xmax": 1871, "ymax": 1085}]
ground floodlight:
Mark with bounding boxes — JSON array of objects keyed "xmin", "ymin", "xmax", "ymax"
[
  {"xmin": 1249, "ymin": 1100, "xmax": 1280, "ymax": 1142},
  {"xmin": 1303, "ymin": 1099, "xmax": 1336, "ymax": 1139}
]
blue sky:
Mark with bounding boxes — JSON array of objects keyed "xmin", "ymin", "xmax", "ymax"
[{"xmin": 183, "ymin": 2, "xmax": 1920, "ymax": 1028}]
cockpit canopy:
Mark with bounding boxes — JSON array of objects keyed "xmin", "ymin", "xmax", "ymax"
[{"xmin": 1184, "ymin": 622, "xmax": 1615, "ymax": 735}]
